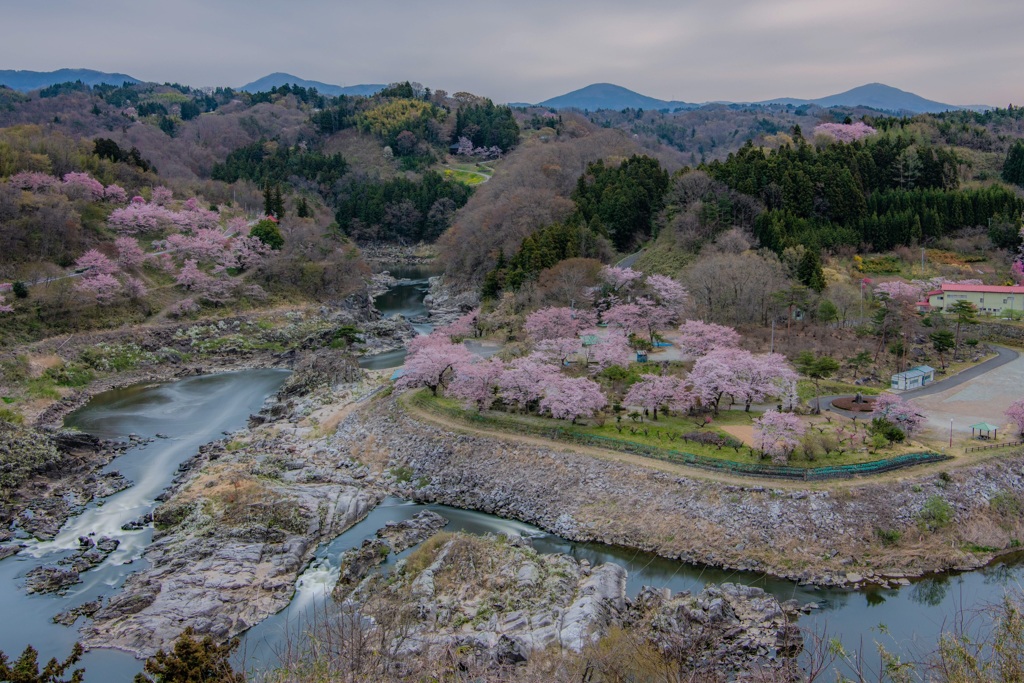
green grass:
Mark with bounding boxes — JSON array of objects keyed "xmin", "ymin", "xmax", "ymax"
[
  {"xmin": 797, "ymin": 379, "xmax": 882, "ymax": 401},
  {"xmin": 443, "ymin": 169, "xmax": 486, "ymax": 185},
  {"xmin": 415, "ymin": 391, "xmax": 918, "ymax": 470}
]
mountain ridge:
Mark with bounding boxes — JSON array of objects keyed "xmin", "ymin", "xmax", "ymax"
[
  {"xmin": 525, "ymin": 81, "xmax": 990, "ymax": 114},
  {"xmin": 0, "ymin": 68, "xmax": 140, "ymax": 92},
  {"xmin": 237, "ymin": 73, "xmax": 385, "ymax": 97}
]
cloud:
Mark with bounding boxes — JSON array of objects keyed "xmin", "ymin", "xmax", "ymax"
[{"xmin": 0, "ymin": 0, "xmax": 1020, "ymax": 105}]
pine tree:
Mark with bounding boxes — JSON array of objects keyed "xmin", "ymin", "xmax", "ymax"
[{"xmin": 1003, "ymin": 140, "xmax": 1024, "ymax": 187}]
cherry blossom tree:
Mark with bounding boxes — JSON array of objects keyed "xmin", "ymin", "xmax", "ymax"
[
  {"xmin": 645, "ymin": 274, "xmax": 688, "ymax": 313},
  {"xmin": 497, "ymin": 358, "xmax": 559, "ymax": 410},
  {"xmin": 600, "ymin": 266, "xmax": 642, "ymax": 291},
  {"xmin": 75, "ymin": 249, "xmax": 119, "ymax": 276},
  {"xmin": 103, "ymin": 184, "xmax": 129, "ymax": 204},
  {"xmin": 114, "ymin": 236, "xmax": 146, "ymax": 271},
  {"xmin": 533, "ymin": 336, "xmax": 583, "ymax": 366},
  {"xmin": 585, "ymin": 331, "xmax": 634, "ymax": 371},
  {"xmin": 122, "ymin": 275, "xmax": 148, "ymax": 299},
  {"xmin": 1006, "ymin": 399, "xmax": 1024, "ymax": 436},
  {"xmin": 0, "ymin": 294, "xmax": 13, "ymax": 314},
  {"xmin": 229, "ymin": 235, "xmax": 271, "ymax": 271},
  {"xmin": 603, "ymin": 298, "xmax": 675, "ymax": 343},
  {"xmin": 439, "ymin": 309, "xmax": 479, "ymax": 341},
  {"xmin": 539, "ymin": 375, "xmax": 607, "ymax": 422},
  {"xmin": 167, "ymin": 298, "xmax": 199, "ymax": 318},
  {"xmin": 753, "ymin": 410, "xmax": 806, "ymax": 464},
  {"xmin": 61, "ymin": 172, "xmax": 105, "ymax": 201},
  {"xmin": 163, "ymin": 229, "xmax": 233, "ymax": 265},
  {"xmin": 623, "ymin": 375, "xmax": 695, "ymax": 419},
  {"xmin": 108, "ymin": 203, "xmax": 177, "ymax": 233},
  {"xmin": 75, "ymin": 272, "xmax": 122, "ymax": 304},
  {"xmin": 1012, "ymin": 261, "xmax": 1024, "ymax": 285},
  {"xmin": 151, "ymin": 186, "xmax": 173, "ymax": 205},
  {"xmin": 874, "ymin": 281, "xmax": 922, "ymax": 302},
  {"xmin": 813, "ymin": 122, "xmax": 877, "ymax": 143},
  {"xmin": 447, "ymin": 357, "xmax": 505, "ymax": 411},
  {"xmin": 9, "ymin": 172, "xmax": 59, "ymax": 192},
  {"xmin": 397, "ymin": 334, "xmax": 476, "ymax": 395},
  {"xmin": 690, "ymin": 348, "xmax": 796, "ymax": 412},
  {"xmin": 524, "ymin": 306, "xmax": 597, "ymax": 342},
  {"xmin": 872, "ymin": 393, "xmax": 925, "ymax": 435},
  {"xmin": 676, "ymin": 320, "xmax": 740, "ymax": 358}
]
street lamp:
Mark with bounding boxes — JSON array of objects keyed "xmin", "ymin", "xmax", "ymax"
[{"xmin": 949, "ymin": 418, "xmax": 954, "ymax": 448}]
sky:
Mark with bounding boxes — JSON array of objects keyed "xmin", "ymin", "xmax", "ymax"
[{"xmin": 2, "ymin": 0, "xmax": 1021, "ymax": 105}]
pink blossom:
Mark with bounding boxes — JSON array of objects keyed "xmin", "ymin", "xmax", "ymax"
[
  {"xmin": 0, "ymin": 294, "xmax": 13, "ymax": 314},
  {"xmin": 229, "ymin": 235, "xmax": 271, "ymax": 270},
  {"xmin": 122, "ymin": 275, "xmax": 148, "ymax": 299},
  {"xmin": 496, "ymin": 358, "xmax": 560, "ymax": 409},
  {"xmin": 114, "ymin": 236, "xmax": 146, "ymax": 270},
  {"xmin": 539, "ymin": 375, "xmax": 607, "ymax": 422},
  {"xmin": 439, "ymin": 309, "xmax": 479, "ymax": 341},
  {"xmin": 131, "ymin": 195, "xmax": 146, "ymax": 204},
  {"xmin": 533, "ymin": 336, "xmax": 583, "ymax": 365},
  {"xmin": 600, "ymin": 266, "xmax": 643, "ymax": 291},
  {"xmin": 603, "ymin": 298, "xmax": 675, "ymax": 343},
  {"xmin": 874, "ymin": 281, "xmax": 922, "ymax": 302},
  {"xmin": 623, "ymin": 374, "xmax": 695, "ymax": 419},
  {"xmin": 1012, "ymin": 261, "xmax": 1024, "ymax": 285},
  {"xmin": 1006, "ymin": 399, "xmax": 1024, "ymax": 435},
  {"xmin": 524, "ymin": 306, "xmax": 597, "ymax": 342},
  {"xmin": 104, "ymin": 184, "xmax": 129, "ymax": 204},
  {"xmin": 873, "ymin": 393, "xmax": 925, "ymax": 435},
  {"xmin": 813, "ymin": 122, "xmax": 877, "ymax": 143},
  {"xmin": 9, "ymin": 172, "xmax": 59, "ymax": 192},
  {"xmin": 151, "ymin": 186, "xmax": 173, "ymax": 205},
  {"xmin": 676, "ymin": 320, "xmax": 741, "ymax": 358},
  {"xmin": 61, "ymin": 172, "xmax": 105, "ymax": 201},
  {"xmin": 75, "ymin": 249, "xmax": 119, "ymax": 276},
  {"xmin": 448, "ymin": 357, "xmax": 505, "ymax": 411},
  {"xmin": 163, "ymin": 229, "xmax": 233, "ymax": 265},
  {"xmin": 398, "ymin": 337, "xmax": 476, "ymax": 395},
  {"xmin": 585, "ymin": 330, "xmax": 634, "ymax": 371},
  {"xmin": 108, "ymin": 203, "xmax": 177, "ymax": 233},
  {"xmin": 690, "ymin": 348, "xmax": 796, "ymax": 412},
  {"xmin": 75, "ymin": 272, "xmax": 122, "ymax": 304},
  {"xmin": 753, "ymin": 410, "xmax": 806, "ymax": 464},
  {"xmin": 167, "ymin": 298, "xmax": 199, "ymax": 317},
  {"xmin": 645, "ymin": 274, "xmax": 688, "ymax": 309}
]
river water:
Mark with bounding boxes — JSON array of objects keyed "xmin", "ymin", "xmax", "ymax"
[
  {"xmin": 358, "ymin": 265, "xmax": 438, "ymax": 371},
  {"xmin": 1, "ymin": 275, "xmax": 1020, "ymax": 680}
]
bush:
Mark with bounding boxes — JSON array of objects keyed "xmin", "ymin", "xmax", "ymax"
[
  {"xmin": 875, "ymin": 528, "xmax": 903, "ymax": 546},
  {"xmin": 134, "ymin": 627, "xmax": 245, "ymax": 683},
  {"xmin": 870, "ymin": 417, "xmax": 906, "ymax": 444},
  {"xmin": 919, "ymin": 495, "xmax": 954, "ymax": 531},
  {"xmin": 12, "ymin": 281, "xmax": 28, "ymax": 299}
]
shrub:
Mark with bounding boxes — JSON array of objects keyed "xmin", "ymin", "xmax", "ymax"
[
  {"xmin": 875, "ymin": 528, "xmax": 902, "ymax": 546},
  {"xmin": 919, "ymin": 495, "xmax": 954, "ymax": 531}
]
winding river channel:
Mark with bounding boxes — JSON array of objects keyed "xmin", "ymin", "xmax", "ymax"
[{"xmin": 1, "ymin": 272, "xmax": 1022, "ymax": 680}]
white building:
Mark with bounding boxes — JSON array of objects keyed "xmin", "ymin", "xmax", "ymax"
[{"xmin": 891, "ymin": 365, "xmax": 936, "ymax": 391}]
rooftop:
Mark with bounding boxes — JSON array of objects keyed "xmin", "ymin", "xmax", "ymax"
[{"xmin": 940, "ymin": 283, "xmax": 1024, "ymax": 295}]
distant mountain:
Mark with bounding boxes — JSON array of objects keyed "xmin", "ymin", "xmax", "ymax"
[
  {"xmin": 238, "ymin": 73, "xmax": 384, "ymax": 97},
  {"xmin": 758, "ymin": 83, "xmax": 982, "ymax": 114},
  {"xmin": 526, "ymin": 82, "xmax": 989, "ymax": 114},
  {"xmin": 535, "ymin": 83, "xmax": 695, "ymax": 111},
  {"xmin": 0, "ymin": 68, "xmax": 140, "ymax": 92}
]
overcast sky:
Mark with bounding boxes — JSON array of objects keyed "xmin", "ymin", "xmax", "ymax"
[{"xmin": 3, "ymin": 0, "xmax": 1021, "ymax": 105}]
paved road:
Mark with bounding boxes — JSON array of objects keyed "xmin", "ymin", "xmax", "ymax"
[
  {"xmin": 811, "ymin": 344, "xmax": 1019, "ymax": 419},
  {"xmin": 615, "ymin": 250, "xmax": 644, "ymax": 269},
  {"xmin": 900, "ymin": 345, "xmax": 1018, "ymax": 398}
]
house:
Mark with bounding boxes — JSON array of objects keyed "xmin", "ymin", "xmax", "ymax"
[
  {"xmin": 891, "ymin": 365, "xmax": 936, "ymax": 391},
  {"xmin": 925, "ymin": 283, "xmax": 1024, "ymax": 315}
]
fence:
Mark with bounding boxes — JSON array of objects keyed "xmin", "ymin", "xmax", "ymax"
[
  {"xmin": 965, "ymin": 440, "xmax": 1024, "ymax": 453},
  {"xmin": 407, "ymin": 392, "xmax": 952, "ymax": 481}
]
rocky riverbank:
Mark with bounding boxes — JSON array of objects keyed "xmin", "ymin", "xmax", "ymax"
[
  {"xmin": 333, "ymin": 530, "xmax": 802, "ymax": 678},
  {"xmin": 336, "ymin": 394, "xmax": 1024, "ymax": 588},
  {"xmin": 75, "ymin": 357, "xmax": 389, "ymax": 656}
]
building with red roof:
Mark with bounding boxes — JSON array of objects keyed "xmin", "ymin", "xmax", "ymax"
[{"xmin": 925, "ymin": 283, "xmax": 1024, "ymax": 315}]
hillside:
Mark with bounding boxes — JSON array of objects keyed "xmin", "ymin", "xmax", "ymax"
[
  {"xmin": 238, "ymin": 73, "xmax": 385, "ymax": 97},
  {"xmin": 0, "ymin": 68, "xmax": 140, "ymax": 91}
]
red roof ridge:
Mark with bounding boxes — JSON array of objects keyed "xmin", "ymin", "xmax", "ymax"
[{"xmin": 940, "ymin": 283, "xmax": 1024, "ymax": 294}]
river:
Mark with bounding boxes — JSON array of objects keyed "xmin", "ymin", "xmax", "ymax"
[
  {"xmin": 358, "ymin": 265, "xmax": 437, "ymax": 371},
  {"xmin": 0, "ymin": 275, "xmax": 1019, "ymax": 680}
]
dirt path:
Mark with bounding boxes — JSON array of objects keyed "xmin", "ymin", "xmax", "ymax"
[
  {"xmin": 720, "ymin": 425, "xmax": 757, "ymax": 447},
  {"xmin": 399, "ymin": 395, "xmax": 1005, "ymax": 490}
]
